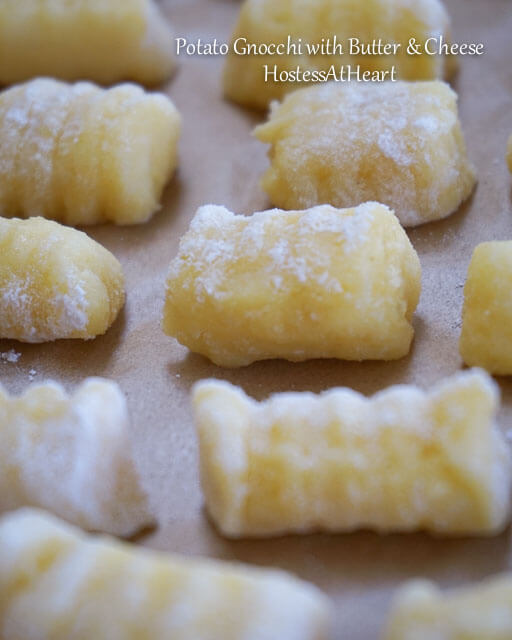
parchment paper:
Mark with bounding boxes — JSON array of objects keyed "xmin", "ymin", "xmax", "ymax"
[{"xmin": 1, "ymin": 0, "xmax": 512, "ymax": 637}]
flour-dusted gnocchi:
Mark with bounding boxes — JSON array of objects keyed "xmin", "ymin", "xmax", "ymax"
[
  {"xmin": 460, "ymin": 242, "xmax": 512, "ymax": 375},
  {"xmin": 385, "ymin": 574, "xmax": 512, "ymax": 639},
  {"xmin": 0, "ymin": 509, "xmax": 331, "ymax": 640},
  {"xmin": 0, "ymin": 379, "xmax": 152, "ymax": 537},
  {"xmin": 0, "ymin": 78, "xmax": 181, "ymax": 225},
  {"xmin": 193, "ymin": 369, "xmax": 510, "ymax": 538},
  {"xmin": 0, "ymin": 0, "xmax": 175, "ymax": 86},
  {"xmin": 163, "ymin": 202, "xmax": 421, "ymax": 367},
  {"xmin": 254, "ymin": 81, "xmax": 476, "ymax": 228},
  {"xmin": 0, "ymin": 217, "xmax": 124, "ymax": 342},
  {"xmin": 224, "ymin": 0, "xmax": 455, "ymax": 109}
]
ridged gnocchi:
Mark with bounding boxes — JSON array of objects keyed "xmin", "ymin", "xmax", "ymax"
[
  {"xmin": 0, "ymin": 78, "xmax": 181, "ymax": 225},
  {"xmin": 254, "ymin": 81, "xmax": 476, "ymax": 227},
  {"xmin": 0, "ymin": 0, "xmax": 176, "ymax": 86},
  {"xmin": 385, "ymin": 574, "xmax": 512, "ymax": 639},
  {"xmin": 0, "ymin": 508, "xmax": 331, "ymax": 640},
  {"xmin": 0, "ymin": 379, "xmax": 152, "ymax": 537},
  {"xmin": 0, "ymin": 217, "xmax": 125, "ymax": 342},
  {"xmin": 163, "ymin": 202, "xmax": 421, "ymax": 367},
  {"xmin": 224, "ymin": 0, "xmax": 455, "ymax": 109},
  {"xmin": 193, "ymin": 369, "xmax": 511, "ymax": 538},
  {"xmin": 460, "ymin": 242, "xmax": 512, "ymax": 375}
]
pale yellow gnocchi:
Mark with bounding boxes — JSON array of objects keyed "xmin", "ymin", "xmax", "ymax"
[
  {"xmin": 224, "ymin": 0, "xmax": 455, "ymax": 109},
  {"xmin": 0, "ymin": 508, "xmax": 331, "ymax": 640},
  {"xmin": 254, "ymin": 81, "xmax": 476, "ymax": 228},
  {"xmin": 0, "ymin": 217, "xmax": 124, "ymax": 342},
  {"xmin": 0, "ymin": 78, "xmax": 181, "ymax": 225},
  {"xmin": 460, "ymin": 242, "xmax": 512, "ymax": 375},
  {"xmin": 193, "ymin": 369, "xmax": 510, "ymax": 538},
  {"xmin": 507, "ymin": 134, "xmax": 512, "ymax": 173},
  {"xmin": 386, "ymin": 574, "xmax": 512, "ymax": 639},
  {"xmin": 0, "ymin": 0, "xmax": 176, "ymax": 86},
  {"xmin": 0, "ymin": 379, "xmax": 152, "ymax": 537},
  {"xmin": 163, "ymin": 202, "xmax": 421, "ymax": 367}
]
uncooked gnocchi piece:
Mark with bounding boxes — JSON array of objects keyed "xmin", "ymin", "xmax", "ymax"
[
  {"xmin": 0, "ymin": 508, "xmax": 331, "ymax": 640},
  {"xmin": 224, "ymin": 0, "xmax": 455, "ymax": 109},
  {"xmin": 0, "ymin": 379, "xmax": 151, "ymax": 537},
  {"xmin": 460, "ymin": 242, "xmax": 512, "ymax": 375},
  {"xmin": 163, "ymin": 202, "xmax": 421, "ymax": 367},
  {"xmin": 0, "ymin": 78, "xmax": 181, "ymax": 225},
  {"xmin": 385, "ymin": 574, "xmax": 512, "ymax": 639},
  {"xmin": 0, "ymin": 217, "xmax": 124, "ymax": 342},
  {"xmin": 507, "ymin": 134, "xmax": 512, "ymax": 172},
  {"xmin": 193, "ymin": 369, "xmax": 510, "ymax": 538},
  {"xmin": 254, "ymin": 81, "xmax": 476, "ymax": 228},
  {"xmin": 0, "ymin": 0, "xmax": 175, "ymax": 86}
]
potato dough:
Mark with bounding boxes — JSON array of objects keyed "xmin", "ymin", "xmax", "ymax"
[
  {"xmin": 0, "ymin": 217, "xmax": 124, "ymax": 342},
  {"xmin": 0, "ymin": 379, "xmax": 152, "ymax": 537},
  {"xmin": 193, "ymin": 369, "xmax": 511, "ymax": 538},
  {"xmin": 0, "ymin": 78, "xmax": 181, "ymax": 225},
  {"xmin": 385, "ymin": 574, "xmax": 512, "ymax": 639},
  {"xmin": 254, "ymin": 81, "xmax": 476, "ymax": 227},
  {"xmin": 224, "ymin": 0, "xmax": 455, "ymax": 109},
  {"xmin": 460, "ymin": 242, "xmax": 512, "ymax": 374},
  {"xmin": 163, "ymin": 202, "xmax": 421, "ymax": 367},
  {"xmin": 0, "ymin": 0, "xmax": 175, "ymax": 86},
  {"xmin": 0, "ymin": 508, "xmax": 331, "ymax": 640}
]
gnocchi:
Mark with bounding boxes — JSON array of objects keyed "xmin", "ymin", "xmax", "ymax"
[
  {"xmin": 0, "ymin": 217, "xmax": 125, "ymax": 342},
  {"xmin": 163, "ymin": 202, "xmax": 421, "ymax": 367},
  {"xmin": 460, "ymin": 242, "xmax": 512, "ymax": 375},
  {"xmin": 0, "ymin": 0, "xmax": 176, "ymax": 86},
  {"xmin": 0, "ymin": 508, "xmax": 331, "ymax": 640},
  {"xmin": 254, "ymin": 81, "xmax": 476, "ymax": 227},
  {"xmin": 0, "ymin": 379, "xmax": 152, "ymax": 537},
  {"xmin": 0, "ymin": 78, "xmax": 181, "ymax": 225},
  {"xmin": 224, "ymin": 0, "xmax": 455, "ymax": 109},
  {"xmin": 386, "ymin": 574, "xmax": 512, "ymax": 639},
  {"xmin": 193, "ymin": 369, "xmax": 510, "ymax": 538}
]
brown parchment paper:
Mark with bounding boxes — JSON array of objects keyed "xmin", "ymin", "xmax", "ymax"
[{"xmin": 1, "ymin": 0, "xmax": 512, "ymax": 637}]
